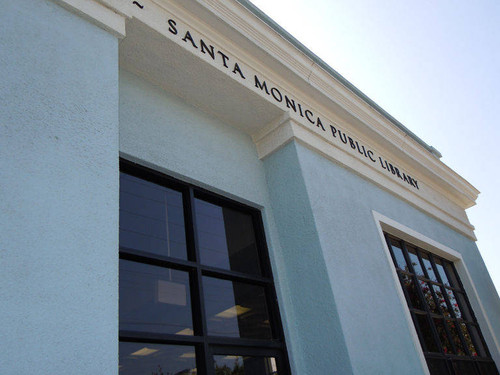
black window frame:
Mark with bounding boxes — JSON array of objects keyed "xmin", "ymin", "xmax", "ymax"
[
  {"xmin": 384, "ymin": 233, "xmax": 499, "ymax": 375},
  {"xmin": 119, "ymin": 159, "xmax": 291, "ymax": 375}
]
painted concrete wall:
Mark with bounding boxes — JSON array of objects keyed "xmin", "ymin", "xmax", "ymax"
[
  {"xmin": 119, "ymin": 70, "xmax": 355, "ymax": 374},
  {"xmin": 119, "ymin": 70, "xmax": 500, "ymax": 374},
  {"xmin": 263, "ymin": 141, "xmax": 355, "ymax": 375},
  {"xmin": 0, "ymin": 1, "xmax": 119, "ymax": 374},
  {"xmin": 279, "ymin": 141, "xmax": 500, "ymax": 374}
]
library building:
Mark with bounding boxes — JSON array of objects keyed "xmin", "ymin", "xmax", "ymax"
[{"xmin": 2, "ymin": 0, "xmax": 500, "ymax": 374}]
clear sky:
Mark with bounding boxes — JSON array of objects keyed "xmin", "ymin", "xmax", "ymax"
[{"xmin": 249, "ymin": 0, "xmax": 500, "ymax": 293}]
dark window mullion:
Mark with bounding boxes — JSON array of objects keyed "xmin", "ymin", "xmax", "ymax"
[
  {"xmin": 400, "ymin": 240, "xmax": 417, "ymax": 275},
  {"xmin": 401, "ymin": 241, "xmax": 447, "ymax": 356},
  {"xmin": 437, "ymin": 270, "xmax": 471, "ymax": 356},
  {"xmin": 442, "ymin": 262, "xmax": 492, "ymax": 358},
  {"xmin": 200, "ymin": 265, "xmax": 271, "ymax": 285},
  {"xmin": 119, "ymin": 331, "xmax": 204, "ymax": 344},
  {"xmin": 254, "ymin": 213, "xmax": 292, "ymax": 370},
  {"xmin": 416, "ymin": 248, "xmax": 432, "ymax": 281},
  {"xmin": 119, "ymin": 161, "xmax": 291, "ymax": 375},
  {"xmin": 119, "ymin": 247, "xmax": 196, "ymax": 271},
  {"xmin": 385, "ymin": 234, "xmax": 400, "ymax": 270},
  {"xmin": 411, "ymin": 311, "xmax": 431, "ymax": 353},
  {"xmin": 253, "ymin": 211, "xmax": 272, "ymax": 278},
  {"xmin": 186, "ymin": 187, "xmax": 212, "ymax": 375}
]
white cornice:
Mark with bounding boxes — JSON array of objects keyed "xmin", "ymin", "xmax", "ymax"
[
  {"xmin": 64, "ymin": 0, "xmax": 479, "ymax": 239},
  {"xmin": 52, "ymin": 0, "xmax": 127, "ymax": 38},
  {"xmin": 253, "ymin": 116, "xmax": 476, "ymax": 240},
  {"xmin": 175, "ymin": 0, "xmax": 479, "ymax": 206}
]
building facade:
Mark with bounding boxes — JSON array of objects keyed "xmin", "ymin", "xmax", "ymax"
[{"xmin": 1, "ymin": 0, "xmax": 499, "ymax": 374}]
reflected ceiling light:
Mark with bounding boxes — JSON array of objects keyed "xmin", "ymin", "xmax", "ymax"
[
  {"xmin": 270, "ymin": 357, "xmax": 277, "ymax": 372},
  {"xmin": 215, "ymin": 305, "xmax": 250, "ymax": 318},
  {"xmin": 157, "ymin": 280, "xmax": 187, "ymax": 306},
  {"xmin": 131, "ymin": 347, "xmax": 158, "ymax": 356},
  {"xmin": 223, "ymin": 355, "xmax": 241, "ymax": 360},
  {"xmin": 180, "ymin": 352, "xmax": 196, "ymax": 358},
  {"xmin": 176, "ymin": 328, "xmax": 194, "ymax": 335}
]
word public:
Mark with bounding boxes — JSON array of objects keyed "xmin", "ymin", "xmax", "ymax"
[{"xmin": 166, "ymin": 16, "xmax": 419, "ymax": 190}]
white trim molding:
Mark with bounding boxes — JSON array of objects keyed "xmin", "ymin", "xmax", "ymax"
[
  {"xmin": 59, "ymin": 0, "xmax": 480, "ymax": 240},
  {"xmin": 372, "ymin": 211, "xmax": 500, "ymax": 370},
  {"xmin": 52, "ymin": 0, "xmax": 127, "ymax": 38}
]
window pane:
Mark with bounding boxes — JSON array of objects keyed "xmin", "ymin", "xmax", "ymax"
[
  {"xmin": 389, "ymin": 239, "xmax": 407, "ymax": 270},
  {"xmin": 433, "ymin": 318, "xmax": 452, "ymax": 354},
  {"xmin": 445, "ymin": 289, "xmax": 463, "ymax": 319},
  {"xmin": 120, "ymin": 173, "xmax": 187, "ymax": 259},
  {"xmin": 433, "ymin": 285, "xmax": 451, "ymax": 317},
  {"xmin": 203, "ymin": 276, "xmax": 273, "ymax": 339},
  {"xmin": 407, "ymin": 246, "xmax": 424, "ymax": 276},
  {"xmin": 476, "ymin": 361, "xmax": 500, "ymax": 375},
  {"xmin": 451, "ymin": 360, "xmax": 479, "ymax": 375},
  {"xmin": 434, "ymin": 259, "xmax": 450, "ymax": 287},
  {"xmin": 460, "ymin": 323, "xmax": 477, "ymax": 357},
  {"xmin": 119, "ymin": 342, "xmax": 196, "ymax": 375},
  {"xmin": 119, "ymin": 259, "xmax": 193, "ymax": 335},
  {"xmin": 468, "ymin": 325, "xmax": 487, "ymax": 357},
  {"xmin": 444, "ymin": 262, "xmax": 460, "ymax": 288},
  {"xmin": 426, "ymin": 357, "xmax": 451, "ymax": 375},
  {"xmin": 415, "ymin": 314, "xmax": 439, "ymax": 352},
  {"xmin": 421, "ymin": 252, "xmax": 438, "ymax": 281},
  {"xmin": 446, "ymin": 320, "xmax": 466, "ymax": 355},
  {"xmin": 401, "ymin": 274, "xmax": 424, "ymax": 310},
  {"xmin": 454, "ymin": 292, "xmax": 473, "ymax": 321},
  {"xmin": 195, "ymin": 199, "xmax": 261, "ymax": 275},
  {"xmin": 213, "ymin": 355, "xmax": 278, "ymax": 375},
  {"xmin": 420, "ymin": 280, "xmax": 439, "ymax": 314}
]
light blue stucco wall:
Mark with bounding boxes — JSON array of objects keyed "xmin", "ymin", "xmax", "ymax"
[
  {"xmin": 2, "ymin": 1, "xmax": 498, "ymax": 374},
  {"xmin": 0, "ymin": 1, "xmax": 119, "ymax": 374},
  {"xmin": 264, "ymin": 141, "xmax": 500, "ymax": 374},
  {"xmin": 119, "ymin": 70, "xmax": 355, "ymax": 374},
  {"xmin": 119, "ymin": 70, "xmax": 500, "ymax": 374}
]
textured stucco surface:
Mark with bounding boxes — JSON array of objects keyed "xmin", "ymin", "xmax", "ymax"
[
  {"xmin": 291, "ymin": 141, "xmax": 500, "ymax": 374},
  {"xmin": 263, "ymin": 142, "xmax": 355, "ymax": 375},
  {"xmin": 119, "ymin": 70, "xmax": 500, "ymax": 374},
  {"xmin": 0, "ymin": 1, "xmax": 119, "ymax": 374},
  {"xmin": 119, "ymin": 70, "xmax": 355, "ymax": 374},
  {"xmin": 2, "ymin": 1, "xmax": 498, "ymax": 374}
]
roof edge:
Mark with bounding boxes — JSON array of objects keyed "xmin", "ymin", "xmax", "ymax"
[{"xmin": 235, "ymin": 0, "xmax": 443, "ymax": 159}]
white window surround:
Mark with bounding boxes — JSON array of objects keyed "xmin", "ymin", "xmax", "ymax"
[{"xmin": 372, "ymin": 210, "xmax": 500, "ymax": 372}]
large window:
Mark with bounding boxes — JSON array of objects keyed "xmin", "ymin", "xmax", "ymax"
[
  {"xmin": 385, "ymin": 233, "xmax": 499, "ymax": 375},
  {"xmin": 119, "ymin": 160, "xmax": 290, "ymax": 375}
]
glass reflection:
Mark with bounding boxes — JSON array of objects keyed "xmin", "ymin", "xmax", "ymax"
[
  {"xmin": 433, "ymin": 285, "xmax": 450, "ymax": 317},
  {"xmin": 213, "ymin": 355, "xmax": 278, "ymax": 375},
  {"xmin": 444, "ymin": 262, "xmax": 460, "ymax": 287},
  {"xmin": 434, "ymin": 259, "xmax": 450, "ymax": 287},
  {"xmin": 420, "ymin": 280, "xmax": 439, "ymax": 314},
  {"xmin": 420, "ymin": 252, "xmax": 437, "ymax": 281},
  {"xmin": 454, "ymin": 292, "xmax": 473, "ymax": 321},
  {"xmin": 120, "ymin": 173, "xmax": 187, "ymax": 259},
  {"xmin": 433, "ymin": 318, "xmax": 451, "ymax": 355},
  {"xmin": 460, "ymin": 323, "xmax": 477, "ymax": 356},
  {"xmin": 119, "ymin": 342, "xmax": 196, "ymax": 374},
  {"xmin": 415, "ymin": 314, "xmax": 439, "ymax": 352},
  {"xmin": 390, "ymin": 240, "xmax": 407, "ymax": 270},
  {"xmin": 119, "ymin": 260, "xmax": 193, "ymax": 335},
  {"xmin": 467, "ymin": 325, "xmax": 487, "ymax": 357},
  {"xmin": 407, "ymin": 246, "xmax": 424, "ymax": 276},
  {"xmin": 426, "ymin": 358, "xmax": 449, "ymax": 375},
  {"xmin": 446, "ymin": 320, "xmax": 466, "ymax": 355},
  {"xmin": 401, "ymin": 274, "xmax": 423, "ymax": 310},
  {"xmin": 203, "ymin": 276, "xmax": 272, "ymax": 339},
  {"xmin": 446, "ymin": 289, "xmax": 462, "ymax": 318},
  {"xmin": 195, "ymin": 199, "xmax": 261, "ymax": 275}
]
